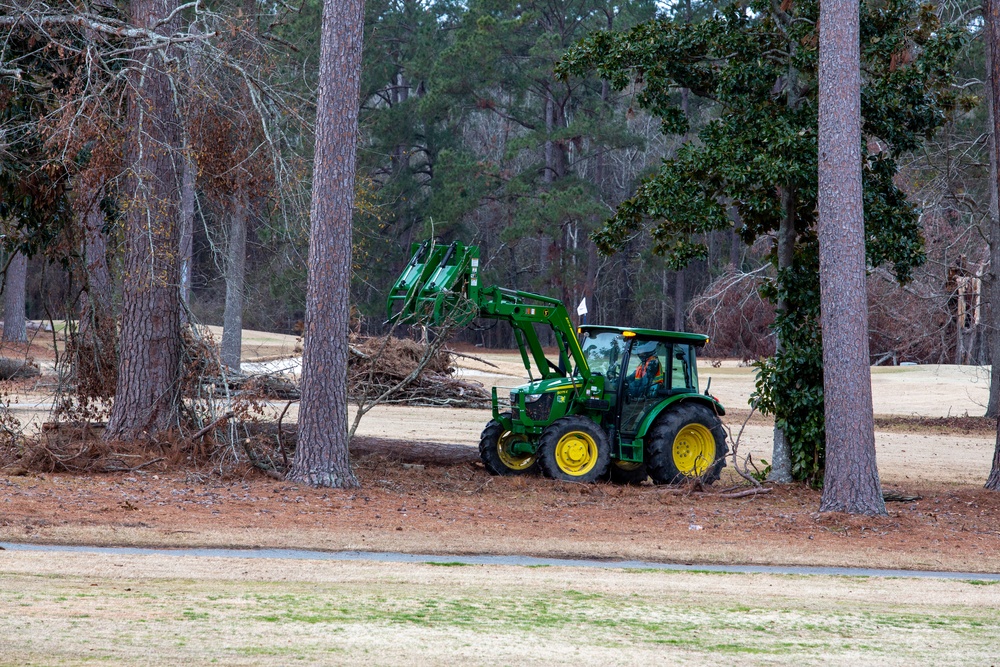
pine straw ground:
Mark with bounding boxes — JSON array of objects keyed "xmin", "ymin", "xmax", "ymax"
[{"xmin": 1, "ymin": 457, "xmax": 1000, "ymax": 574}]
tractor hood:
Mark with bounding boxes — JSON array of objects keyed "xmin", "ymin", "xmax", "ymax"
[{"xmin": 510, "ymin": 376, "xmax": 581, "ymax": 400}]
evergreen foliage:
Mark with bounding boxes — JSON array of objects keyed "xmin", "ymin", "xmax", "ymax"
[{"xmin": 353, "ymin": 0, "xmax": 662, "ymax": 320}]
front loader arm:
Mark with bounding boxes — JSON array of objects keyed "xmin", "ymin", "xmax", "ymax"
[
  {"xmin": 386, "ymin": 241, "xmax": 590, "ymax": 382},
  {"xmin": 476, "ymin": 286, "xmax": 589, "ymax": 382}
]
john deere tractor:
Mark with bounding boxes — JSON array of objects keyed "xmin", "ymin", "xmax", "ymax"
[{"xmin": 388, "ymin": 241, "xmax": 728, "ymax": 485}]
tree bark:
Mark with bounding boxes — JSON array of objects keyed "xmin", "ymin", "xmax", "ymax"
[
  {"xmin": 985, "ymin": 0, "xmax": 1000, "ymax": 488},
  {"xmin": 2, "ymin": 250, "xmax": 27, "ymax": 344},
  {"xmin": 661, "ymin": 268, "xmax": 670, "ymax": 330},
  {"xmin": 988, "ymin": 418, "xmax": 1000, "ymax": 490},
  {"xmin": 221, "ymin": 194, "xmax": 247, "ymax": 370},
  {"xmin": 104, "ymin": 0, "xmax": 183, "ymax": 441},
  {"xmin": 673, "ymin": 268, "xmax": 685, "ymax": 331},
  {"xmin": 1, "ymin": 249, "xmax": 27, "ymax": 344},
  {"xmin": 817, "ymin": 0, "xmax": 885, "ymax": 514},
  {"xmin": 76, "ymin": 179, "xmax": 116, "ymax": 393},
  {"xmin": 287, "ymin": 0, "xmax": 363, "ymax": 488},
  {"xmin": 768, "ymin": 184, "xmax": 797, "ymax": 483}
]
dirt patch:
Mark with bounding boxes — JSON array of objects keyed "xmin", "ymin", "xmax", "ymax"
[{"xmin": 1, "ymin": 451, "xmax": 999, "ymax": 573}]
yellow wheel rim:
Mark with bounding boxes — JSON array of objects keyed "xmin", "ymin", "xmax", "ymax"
[
  {"xmin": 672, "ymin": 424, "xmax": 716, "ymax": 477},
  {"xmin": 497, "ymin": 432, "xmax": 536, "ymax": 471},
  {"xmin": 554, "ymin": 431, "xmax": 598, "ymax": 476}
]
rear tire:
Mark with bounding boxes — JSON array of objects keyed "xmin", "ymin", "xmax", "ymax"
[
  {"xmin": 646, "ymin": 403, "xmax": 727, "ymax": 485},
  {"xmin": 538, "ymin": 416, "xmax": 611, "ymax": 483},
  {"xmin": 479, "ymin": 413, "xmax": 538, "ymax": 476}
]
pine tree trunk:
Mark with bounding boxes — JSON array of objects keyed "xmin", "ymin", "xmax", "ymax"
[
  {"xmin": 221, "ymin": 195, "xmax": 247, "ymax": 370},
  {"xmin": 544, "ymin": 89, "xmax": 554, "ymax": 184},
  {"xmin": 985, "ymin": 9, "xmax": 1000, "ymax": 417},
  {"xmin": 2, "ymin": 250, "xmax": 27, "ymax": 343},
  {"xmin": 985, "ymin": 0, "xmax": 1000, "ymax": 487},
  {"xmin": 817, "ymin": 0, "xmax": 885, "ymax": 515},
  {"xmin": 287, "ymin": 0, "xmax": 363, "ymax": 488},
  {"xmin": 104, "ymin": 0, "xmax": 183, "ymax": 441},
  {"xmin": 661, "ymin": 268, "xmax": 670, "ymax": 330},
  {"xmin": 988, "ymin": 419, "xmax": 1000, "ymax": 490}
]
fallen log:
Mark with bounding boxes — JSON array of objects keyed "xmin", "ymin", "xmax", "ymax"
[
  {"xmin": 244, "ymin": 422, "xmax": 480, "ymax": 466},
  {"xmin": 351, "ymin": 436, "xmax": 479, "ymax": 466}
]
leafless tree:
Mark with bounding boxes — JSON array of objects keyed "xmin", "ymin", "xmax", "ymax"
[{"xmin": 1, "ymin": 0, "xmax": 311, "ymax": 439}]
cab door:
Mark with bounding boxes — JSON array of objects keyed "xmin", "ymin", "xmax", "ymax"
[{"xmin": 618, "ymin": 340, "xmax": 670, "ymax": 439}]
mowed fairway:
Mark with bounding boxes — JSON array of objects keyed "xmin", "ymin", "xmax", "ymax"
[{"xmin": 1, "ymin": 551, "xmax": 999, "ymax": 666}]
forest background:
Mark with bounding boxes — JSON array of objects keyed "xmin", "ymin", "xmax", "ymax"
[{"xmin": 0, "ymin": 0, "xmax": 992, "ymax": 382}]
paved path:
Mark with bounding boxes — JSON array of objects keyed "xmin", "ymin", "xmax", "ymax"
[{"xmin": 2, "ymin": 542, "xmax": 998, "ymax": 580}]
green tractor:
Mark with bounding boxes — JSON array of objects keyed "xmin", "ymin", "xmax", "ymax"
[{"xmin": 388, "ymin": 240, "xmax": 728, "ymax": 485}]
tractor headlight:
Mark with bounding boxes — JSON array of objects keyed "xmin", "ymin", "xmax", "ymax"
[{"xmin": 524, "ymin": 393, "xmax": 544, "ymax": 403}]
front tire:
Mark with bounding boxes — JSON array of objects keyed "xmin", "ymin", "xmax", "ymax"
[
  {"xmin": 538, "ymin": 416, "xmax": 611, "ymax": 483},
  {"xmin": 646, "ymin": 403, "xmax": 727, "ymax": 485},
  {"xmin": 479, "ymin": 413, "xmax": 538, "ymax": 476}
]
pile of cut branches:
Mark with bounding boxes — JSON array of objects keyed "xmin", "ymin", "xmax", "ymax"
[{"xmin": 348, "ymin": 334, "xmax": 490, "ymax": 408}]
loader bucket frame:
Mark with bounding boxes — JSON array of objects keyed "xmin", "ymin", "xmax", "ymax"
[
  {"xmin": 386, "ymin": 241, "xmax": 590, "ymax": 383},
  {"xmin": 386, "ymin": 240, "xmax": 480, "ymax": 327}
]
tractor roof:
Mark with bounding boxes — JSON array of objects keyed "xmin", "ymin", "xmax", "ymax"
[{"xmin": 578, "ymin": 325, "xmax": 710, "ymax": 346}]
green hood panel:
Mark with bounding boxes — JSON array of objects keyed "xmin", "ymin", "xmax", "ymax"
[{"xmin": 512, "ymin": 376, "xmax": 584, "ymax": 395}]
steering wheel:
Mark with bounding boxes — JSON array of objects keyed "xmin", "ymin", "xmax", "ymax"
[{"xmin": 606, "ymin": 365, "xmax": 620, "ymax": 383}]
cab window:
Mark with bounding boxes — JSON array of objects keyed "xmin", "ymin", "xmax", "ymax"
[
  {"xmin": 670, "ymin": 344, "xmax": 696, "ymax": 391},
  {"xmin": 580, "ymin": 332, "xmax": 624, "ymax": 376}
]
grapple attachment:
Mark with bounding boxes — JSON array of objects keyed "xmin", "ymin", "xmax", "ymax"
[{"xmin": 386, "ymin": 240, "xmax": 480, "ymax": 326}]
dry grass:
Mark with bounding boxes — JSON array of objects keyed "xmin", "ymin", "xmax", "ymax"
[{"xmin": 1, "ymin": 551, "xmax": 998, "ymax": 666}]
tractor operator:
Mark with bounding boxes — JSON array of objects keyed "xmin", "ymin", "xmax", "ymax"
[{"xmin": 628, "ymin": 341, "xmax": 664, "ymax": 398}]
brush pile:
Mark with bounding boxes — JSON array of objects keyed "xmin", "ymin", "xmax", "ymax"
[{"xmin": 348, "ymin": 334, "xmax": 491, "ymax": 408}]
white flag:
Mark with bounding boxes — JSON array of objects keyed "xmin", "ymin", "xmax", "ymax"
[{"xmin": 577, "ymin": 297, "xmax": 588, "ymax": 317}]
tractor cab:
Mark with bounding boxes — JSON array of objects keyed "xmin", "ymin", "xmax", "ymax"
[{"xmin": 577, "ymin": 325, "xmax": 719, "ymax": 465}]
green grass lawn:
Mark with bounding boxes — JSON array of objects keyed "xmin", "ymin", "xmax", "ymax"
[{"xmin": 1, "ymin": 552, "xmax": 998, "ymax": 666}]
